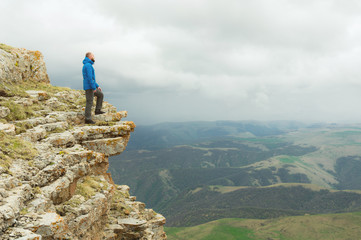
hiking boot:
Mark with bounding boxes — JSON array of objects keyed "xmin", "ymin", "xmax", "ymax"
[
  {"xmin": 95, "ymin": 110, "xmax": 106, "ymax": 115},
  {"xmin": 85, "ymin": 119, "xmax": 96, "ymax": 124}
]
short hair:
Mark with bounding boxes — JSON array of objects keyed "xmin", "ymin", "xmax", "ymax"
[{"xmin": 85, "ymin": 52, "xmax": 93, "ymax": 58}]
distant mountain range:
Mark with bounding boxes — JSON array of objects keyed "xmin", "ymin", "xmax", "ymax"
[
  {"xmin": 122, "ymin": 120, "xmax": 309, "ymax": 150},
  {"xmin": 109, "ymin": 121, "xmax": 361, "ymax": 228}
]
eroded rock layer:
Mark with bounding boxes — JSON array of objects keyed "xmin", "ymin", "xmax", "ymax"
[{"xmin": 0, "ymin": 44, "xmax": 166, "ymax": 239}]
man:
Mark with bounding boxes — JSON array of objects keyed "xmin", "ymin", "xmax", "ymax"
[{"xmin": 82, "ymin": 52, "xmax": 105, "ymax": 124}]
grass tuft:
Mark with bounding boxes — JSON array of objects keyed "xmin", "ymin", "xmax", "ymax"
[
  {"xmin": 0, "ymin": 131, "xmax": 38, "ymax": 172},
  {"xmin": 0, "ymin": 43, "xmax": 14, "ymax": 53},
  {"xmin": 97, "ymin": 121, "xmax": 117, "ymax": 126},
  {"xmin": 0, "ymin": 101, "xmax": 44, "ymax": 122},
  {"xmin": 75, "ymin": 176, "xmax": 109, "ymax": 200}
]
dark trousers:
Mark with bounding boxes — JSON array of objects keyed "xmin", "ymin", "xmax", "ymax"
[{"xmin": 85, "ymin": 89, "xmax": 104, "ymax": 120}]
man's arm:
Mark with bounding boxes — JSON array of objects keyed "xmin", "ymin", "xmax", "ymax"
[
  {"xmin": 94, "ymin": 84, "xmax": 101, "ymax": 93},
  {"xmin": 84, "ymin": 64, "xmax": 97, "ymax": 90}
]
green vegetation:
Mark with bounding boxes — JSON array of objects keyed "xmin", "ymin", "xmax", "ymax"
[
  {"xmin": 75, "ymin": 176, "xmax": 109, "ymax": 200},
  {"xmin": 47, "ymin": 127, "xmax": 66, "ymax": 134},
  {"xmin": 0, "ymin": 80, "xmax": 73, "ymax": 100},
  {"xmin": 43, "ymin": 127, "xmax": 68, "ymax": 140},
  {"xmin": 235, "ymin": 137, "xmax": 285, "ymax": 149},
  {"xmin": 166, "ymin": 212, "xmax": 361, "ymax": 240},
  {"xmin": 166, "ymin": 219, "xmax": 255, "ymax": 240},
  {"xmin": 110, "ymin": 189, "xmax": 133, "ymax": 217},
  {"xmin": 97, "ymin": 121, "xmax": 117, "ymax": 126},
  {"xmin": 110, "ymin": 137, "xmax": 315, "ymax": 211},
  {"xmin": 33, "ymin": 186, "xmax": 41, "ymax": 195},
  {"xmin": 162, "ymin": 184, "xmax": 361, "ymax": 227},
  {"xmin": 0, "ymin": 81, "xmax": 86, "ymax": 124},
  {"xmin": 108, "ymin": 122, "xmax": 361, "ymax": 229},
  {"xmin": 0, "ymin": 100, "xmax": 43, "ymax": 122},
  {"xmin": 0, "ymin": 80, "xmax": 83, "ymax": 123},
  {"xmin": 0, "ymin": 132, "xmax": 38, "ymax": 172},
  {"xmin": 65, "ymin": 196, "xmax": 84, "ymax": 207},
  {"xmin": 14, "ymin": 121, "xmax": 34, "ymax": 134},
  {"xmin": 20, "ymin": 207, "xmax": 29, "ymax": 215},
  {"xmin": 278, "ymin": 155, "xmax": 312, "ymax": 168},
  {"xmin": 335, "ymin": 156, "xmax": 361, "ymax": 190},
  {"xmin": 121, "ymin": 121, "xmax": 299, "ymax": 151},
  {"xmin": 279, "ymin": 156, "xmax": 300, "ymax": 164},
  {"xmin": 331, "ymin": 130, "xmax": 361, "ymax": 138},
  {"xmin": 56, "ymin": 195, "xmax": 85, "ymax": 216},
  {"xmin": 0, "ymin": 43, "xmax": 14, "ymax": 53}
]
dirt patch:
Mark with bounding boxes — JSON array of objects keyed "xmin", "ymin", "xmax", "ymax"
[{"xmin": 0, "ymin": 89, "xmax": 11, "ymax": 97}]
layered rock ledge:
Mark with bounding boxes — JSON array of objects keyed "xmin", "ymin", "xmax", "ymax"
[{"xmin": 0, "ymin": 44, "xmax": 166, "ymax": 239}]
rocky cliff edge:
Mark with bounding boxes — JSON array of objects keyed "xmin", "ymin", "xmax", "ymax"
[{"xmin": 0, "ymin": 44, "xmax": 167, "ymax": 239}]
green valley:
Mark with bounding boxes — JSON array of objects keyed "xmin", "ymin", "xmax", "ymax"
[
  {"xmin": 162, "ymin": 184, "xmax": 361, "ymax": 226},
  {"xmin": 166, "ymin": 212, "xmax": 361, "ymax": 240},
  {"xmin": 108, "ymin": 121, "xmax": 361, "ymax": 233}
]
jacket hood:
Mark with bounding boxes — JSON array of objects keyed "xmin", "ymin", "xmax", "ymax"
[{"xmin": 83, "ymin": 57, "xmax": 94, "ymax": 65}]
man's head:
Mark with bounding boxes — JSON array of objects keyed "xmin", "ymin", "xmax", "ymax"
[{"xmin": 86, "ymin": 52, "xmax": 95, "ymax": 62}]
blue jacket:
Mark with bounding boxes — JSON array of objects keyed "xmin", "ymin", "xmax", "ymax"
[{"xmin": 82, "ymin": 57, "xmax": 99, "ymax": 90}]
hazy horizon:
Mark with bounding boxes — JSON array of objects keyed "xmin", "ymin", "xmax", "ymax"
[
  {"xmin": 129, "ymin": 119, "xmax": 360, "ymax": 128},
  {"xmin": 2, "ymin": 0, "xmax": 361, "ymax": 125}
]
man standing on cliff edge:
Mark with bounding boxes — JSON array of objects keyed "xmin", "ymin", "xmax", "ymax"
[{"xmin": 82, "ymin": 52, "xmax": 105, "ymax": 124}]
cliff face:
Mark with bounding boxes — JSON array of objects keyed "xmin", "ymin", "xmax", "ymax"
[{"xmin": 0, "ymin": 44, "xmax": 167, "ymax": 239}]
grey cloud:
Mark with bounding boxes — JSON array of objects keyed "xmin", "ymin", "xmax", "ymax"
[{"xmin": 2, "ymin": 0, "xmax": 361, "ymax": 124}]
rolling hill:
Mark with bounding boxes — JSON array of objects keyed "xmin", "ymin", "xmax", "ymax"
[
  {"xmin": 108, "ymin": 121, "xmax": 361, "ymax": 227},
  {"xmin": 165, "ymin": 212, "xmax": 361, "ymax": 240},
  {"xmin": 162, "ymin": 184, "xmax": 361, "ymax": 226}
]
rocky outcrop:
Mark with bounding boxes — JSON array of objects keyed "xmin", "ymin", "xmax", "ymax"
[
  {"xmin": 0, "ymin": 44, "xmax": 49, "ymax": 84},
  {"xmin": 0, "ymin": 44, "xmax": 166, "ymax": 239}
]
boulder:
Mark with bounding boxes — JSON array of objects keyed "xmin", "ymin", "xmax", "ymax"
[
  {"xmin": 82, "ymin": 137, "xmax": 127, "ymax": 156},
  {"xmin": 45, "ymin": 131, "xmax": 75, "ymax": 147},
  {"xmin": 25, "ymin": 90, "xmax": 49, "ymax": 101},
  {"xmin": 0, "ymin": 106, "xmax": 10, "ymax": 118},
  {"xmin": 32, "ymin": 212, "xmax": 68, "ymax": 238},
  {"xmin": 20, "ymin": 126, "xmax": 46, "ymax": 142},
  {"xmin": 0, "ymin": 47, "xmax": 49, "ymax": 84},
  {"xmin": 0, "ymin": 122, "xmax": 15, "ymax": 135}
]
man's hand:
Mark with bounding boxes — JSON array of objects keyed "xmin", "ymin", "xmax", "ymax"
[{"xmin": 94, "ymin": 87, "xmax": 101, "ymax": 93}]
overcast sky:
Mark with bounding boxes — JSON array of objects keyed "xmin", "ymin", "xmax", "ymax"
[{"xmin": 2, "ymin": 0, "xmax": 361, "ymax": 125}]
